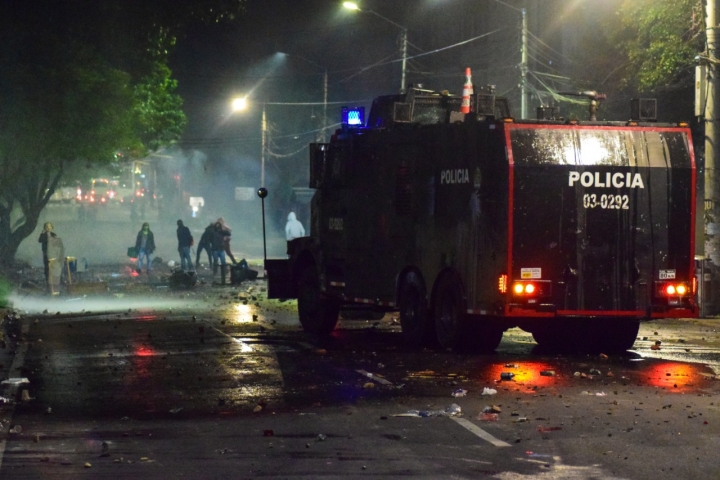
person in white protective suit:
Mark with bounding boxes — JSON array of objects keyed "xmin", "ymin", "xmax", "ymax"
[{"xmin": 285, "ymin": 212, "xmax": 305, "ymax": 241}]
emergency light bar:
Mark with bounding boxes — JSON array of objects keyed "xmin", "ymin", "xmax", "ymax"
[{"xmin": 342, "ymin": 106, "xmax": 365, "ymax": 126}]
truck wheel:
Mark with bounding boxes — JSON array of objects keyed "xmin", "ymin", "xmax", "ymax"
[
  {"xmin": 297, "ymin": 266, "xmax": 339, "ymax": 335},
  {"xmin": 398, "ymin": 272, "xmax": 433, "ymax": 348},
  {"xmin": 433, "ymin": 273, "xmax": 467, "ymax": 350},
  {"xmin": 589, "ymin": 319, "xmax": 640, "ymax": 353}
]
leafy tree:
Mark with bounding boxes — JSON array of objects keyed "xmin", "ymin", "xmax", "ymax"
[
  {"xmin": 0, "ymin": 0, "xmax": 244, "ymax": 265},
  {"xmin": 611, "ymin": 0, "xmax": 703, "ymax": 93}
]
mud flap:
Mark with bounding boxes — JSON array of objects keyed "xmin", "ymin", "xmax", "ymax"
[{"xmin": 265, "ymin": 259, "xmax": 295, "ymax": 299}]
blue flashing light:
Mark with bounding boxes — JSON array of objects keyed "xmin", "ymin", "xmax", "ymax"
[{"xmin": 342, "ymin": 106, "xmax": 365, "ymax": 126}]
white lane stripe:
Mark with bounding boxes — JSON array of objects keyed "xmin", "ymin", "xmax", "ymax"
[
  {"xmin": 450, "ymin": 417, "xmax": 512, "ymax": 447},
  {"xmin": 0, "ymin": 321, "xmax": 31, "ymax": 471}
]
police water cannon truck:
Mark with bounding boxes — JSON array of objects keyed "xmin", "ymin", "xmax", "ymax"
[{"xmin": 264, "ymin": 77, "xmax": 698, "ymax": 353}]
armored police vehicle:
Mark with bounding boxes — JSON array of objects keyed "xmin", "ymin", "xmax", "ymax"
[{"xmin": 266, "ymin": 85, "xmax": 698, "ymax": 352}]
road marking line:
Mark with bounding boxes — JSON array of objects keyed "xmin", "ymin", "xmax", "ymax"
[
  {"xmin": 0, "ymin": 321, "xmax": 31, "ymax": 471},
  {"xmin": 356, "ymin": 369, "xmax": 392, "ymax": 385},
  {"xmin": 450, "ymin": 417, "xmax": 512, "ymax": 447}
]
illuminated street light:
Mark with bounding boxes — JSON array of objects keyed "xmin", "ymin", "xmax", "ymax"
[
  {"xmin": 343, "ymin": 1, "xmax": 408, "ymax": 94},
  {"xmin": 231, "ymin": 96, "xmax": 248, "ymax": 112}
]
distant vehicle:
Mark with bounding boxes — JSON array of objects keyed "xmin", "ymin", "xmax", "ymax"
[
  {"xmin": 79, "ymin": 179, "xmax": 113, "ymax": 205},
  {"xmin": 48, "ymin": 186, "xmax": 76, "ymax": 204},
  {"xmin": 265, "ymin": 85, "xmax": 698, "ymax": 354}
]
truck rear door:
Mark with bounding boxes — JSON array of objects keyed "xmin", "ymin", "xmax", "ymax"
[{"xmin": 506, "ymin": 124, "xmax": 696, "ymax": 317}]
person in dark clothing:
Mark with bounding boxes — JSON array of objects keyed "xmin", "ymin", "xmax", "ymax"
[
  {"xmin": 134, "ymin": 222, "xmax": 156, "ymax": 274},
  {"xmin": 216, "ymin": 217, "xmax": 237, "ymax": 264},
  {"xmin": 196, "ymin": 222, "xmax": 214, "ymax": 268},
  {"xmin": 176, "ymin": 219, "xmax": 194, "ymax": 271},
  {"xmin": 210, "ymin": 221, "xmax": 230, "ymax": 284},
  {"xmin": 38, "ymin": 222, "xmax": 57, "ymax": 288}
]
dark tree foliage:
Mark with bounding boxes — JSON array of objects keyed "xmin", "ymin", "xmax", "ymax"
[{"xmin": 0, "ymin": 0, "xmax": 244, "ymax": 264}]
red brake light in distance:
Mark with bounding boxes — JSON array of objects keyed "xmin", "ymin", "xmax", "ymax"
[{"xmin": 658, "ymin": 282, "xmax": 690, "ymax": 297}]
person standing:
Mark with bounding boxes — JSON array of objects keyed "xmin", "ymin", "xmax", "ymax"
[
  {"xmin": 38, "ymin": 222, "xmax": 57, "ymax": 290},
  {"xmin": 216, "ymin": 217, "xmax": 237, "ymax": 264},
  {"xmin": 211, "ymin": 221, "xmax": 230, "ymax": 284},
  {"xmin": 176, "ymin": 219, "xmax": 194, "ymax": 271},
  {"xmin": 134, "ymin": 222, "xmax": 156, "ymax": 274},
  {"xmin": 285, "ymin": 211, "xmax": 305, "ymax": 241},
  {"xmin": 196, "ymin": 222, "xmax": 214, "ymax": 268}
]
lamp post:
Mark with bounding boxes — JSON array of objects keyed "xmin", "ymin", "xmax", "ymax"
[
  {"xmin": 232, "ymin": 96, "xmax": 267, "ymax": 188},
  {"xmin": 343, "ymin": 1, "xmax": 408, "ymax": 94}
]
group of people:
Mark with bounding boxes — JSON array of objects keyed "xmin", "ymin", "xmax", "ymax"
[
  {"xmin": 39, "ymin": 211, "xmax": 306, "ymax": 291},
  {"xmin": 133, "ymin": 217, "xmax": 236, "ymax": 277}
]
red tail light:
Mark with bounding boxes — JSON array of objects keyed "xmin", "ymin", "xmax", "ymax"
[
  {"xmin": 657, "ymin": 281, "xmax": 690, "ymax": 297},
  {"xmin": 511, "ymin": 281, "xmax": 550, "ymax": 297}
]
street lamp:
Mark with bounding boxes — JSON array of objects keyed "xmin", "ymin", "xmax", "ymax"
[
  {"xmin": 231, "ymin": 97, "xmax": 267, "ymax": 188},
  {"xmin": 343, "ymin": 1, "xmax": 408, "ymax": 94}
]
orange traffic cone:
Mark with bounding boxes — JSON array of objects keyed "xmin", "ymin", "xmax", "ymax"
[{"xmin": 461, "ymin": 67, "xmax": 473, "ymax": 114}]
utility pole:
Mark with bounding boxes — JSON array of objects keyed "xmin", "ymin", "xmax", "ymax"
[
  {"xmin": 400, "ymin": 28, "xmax": 408, "ymax": 94},
  {"xmin": 520, "ymin": 7, "xmax": 528, "ymax": 119},
  {"xmin": 706, "ymin": 0, "xmax": 720, "ymax": 264},
  {"xmin": 322, "ymin": 68, "xmax": 328, "ymax": 143}
]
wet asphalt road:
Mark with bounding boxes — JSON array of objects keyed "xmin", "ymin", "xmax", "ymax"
[{"xmin": 2, "ymin": 280, "xmax": 720, "ymax": 479}]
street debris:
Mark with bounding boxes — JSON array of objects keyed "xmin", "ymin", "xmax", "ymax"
[
  {"xmin": 505, "ymin": 363, "xmax": 519, "ymax": 368},
  {"xmin": 316, "ymin": 434, "xmax": 326, "ymax": 441},
  {"xmin": 482, "ymin": 405, "xmax": 502, "ymax": 414},
  {"xmin": 263, "ymin": 429, "xmax": 274, "ymax": 437},
  {"xmin": 481, "ymin": 387, "xmax": 498, "ymax": 396},
  {"xmin": 9, "ymin": 425, "xmax": 22, "ymax": 434},
  {"xmin": 356, "ymin": 369, "xmax": 392, "ymax": 385},
  {"xmin": 169, "ymin": 407, "xmax": 183, "ymax": 414},
  {"xmin": 452, "ymin": 388, "xmax": 467, "ymax": 397},
  {"xmin": 395, "ymin": 403, "xmax": 462, "ymax": 418},
  {"xmin": 540, "ymin": 370, "xmax": 555, "ymax": 377},
  {"xmin": 514, "ymin": 417, "xmax": 529, "ymax": 423},
  {"xmin": 253, "ymin": 405, "xmax": 263, "ymax": 413},
  {"xmin": 2, "ymin": 377, "xmax": 30, "ymax": 385},
  {"xmin": 500, "ymin": 372, "xmax": 515, "ymax": 380},
  {"xmin": 580, "ymin": 391, "xmax": 607, "ymax": 396},
  {"xmin": 478, "ymin": 413, "xmax": 499, "ymax": 422},
  {"xmin": 0, "ymin": 396, "xmax": 12, "ymax": 404},
  {"xmin": 537, "ymin": 426, "xmax": 562, "ymax": 432}
]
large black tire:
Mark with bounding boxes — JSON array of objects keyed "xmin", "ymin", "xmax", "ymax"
[
  {"xmin": 340, "ymin": 310, "xmax": 385, "ymax": 320},
  {"xmin": 532, "ymin": 319, "xmax": 640, "ymax": 354},
  {"xmin": 297, "ymin": 265, "xmax": 340, "ymax": 335},
  {"xmin": 596, "ymin": 320, "xmax": 640, "ymax": 353},
  {"xmin": 398, "ymin": 272, "xmax": 433, "ymax": 348},
  {"xmin": 433, "ymin": 272, "xmax": 468, "ymax": 350},
  {"xmin": 433, "ymin": 273, "xmax": 503, "ymax": 351}
]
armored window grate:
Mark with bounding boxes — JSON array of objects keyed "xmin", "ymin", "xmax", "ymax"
[{"xmin": 393, "ymin": 102, "xmax": 413, "ymax": 123}]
